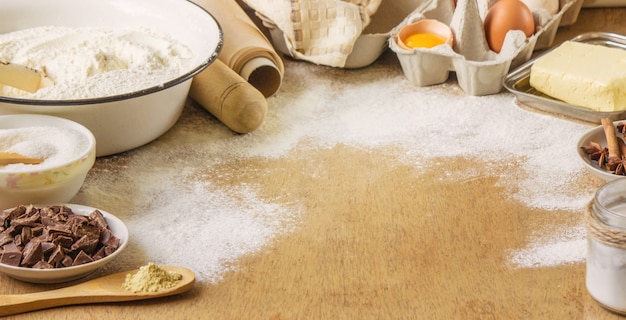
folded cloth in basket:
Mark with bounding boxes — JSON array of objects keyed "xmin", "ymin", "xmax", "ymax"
[{"xmin": 242, "ymin": 0, "xmax": 381, "ymax": 67}]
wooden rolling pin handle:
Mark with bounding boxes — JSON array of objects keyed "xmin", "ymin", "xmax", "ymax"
[{"xmin": 189, "ymin": 60, "xmax": 267, "ymax": 134}]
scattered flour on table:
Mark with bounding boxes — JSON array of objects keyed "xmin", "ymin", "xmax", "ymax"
[
  {"xmin": 76, "ymin": 162, "xmax": 300, "ymax": 283},
  {"xmin": 75, "ymin": 54, "xmax": 592, "ymax": 281},
  {"xmin": 508, "ymin": 226, "xmax": 587, "ymax": 268},
  {"xmin": 0, "ymin": 26, "xmax": 193, "ymax": 100}
]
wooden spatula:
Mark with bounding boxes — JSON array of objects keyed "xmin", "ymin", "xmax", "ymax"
[
  {"xmin": 0, "ymin": 152, "xmax": 44, "ymax": 165},
  {"xmin": 0, "ymin": 266, "xmax": 195, "ymax": 316},
  {"xmin": 0, "ymin": 61, "xmax": 53, "ymax": 93}
]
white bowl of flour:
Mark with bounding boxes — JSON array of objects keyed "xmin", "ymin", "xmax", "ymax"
[
  {"xmin": 0, "ymin": 114, "xmax": 96, "ymax": 210},
  {"xmin": 0, "ymin": 0, "xmax": 222, "ymax": 156}
]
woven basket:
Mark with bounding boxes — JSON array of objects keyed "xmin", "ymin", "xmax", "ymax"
[{"xmin": 242, "ymin": 0, "xmax": 382, "ymax": 67}]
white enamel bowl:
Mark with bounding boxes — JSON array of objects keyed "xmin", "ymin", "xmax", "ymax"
[
  {"xmin": 0, "ymin": 204, "xmax": 129, "ymax": 283},
  {"xmin": 0, "ymin": 114, "xmax": 96, "ymax": 210},
  {"xmin": 0, "ymin": 0, "xmax": 222, "ymax": 156}
]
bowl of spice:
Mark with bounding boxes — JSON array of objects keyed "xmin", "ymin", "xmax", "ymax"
[
  {"xmin": 0, "ymin": 114, "xmax": 96, "ymax": 209},
  {"xmin": 578, "ymin": 118, "xmax": 626, "ymax": 182},
  {"xmin": 0, "ymin": 0, "xmax": 223, "ymax": 157},
  {"xmin": 0, "ymin": 204, "xmax": 128, "ymax": 283}
]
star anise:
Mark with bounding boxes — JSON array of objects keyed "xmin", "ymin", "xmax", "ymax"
[
  {"xmin": 607, "ymin": 156, "xmax": 626, "ymax": 176},
  {"xmin": 617, "ymin": 122, "xmax": 626, "ymax": 135},
  {"xmin": 581, "ymin": 141, "xmax": 609, "ymax": 167}
]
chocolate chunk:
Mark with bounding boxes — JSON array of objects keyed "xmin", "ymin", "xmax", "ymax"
[
  {"xmin": 21, "ymin": 240, "xmax": 43, "ymax": 266},
  {"xmin": 11, "ymin": 211, "xmax": 41, "ymax": 228},
  {"xmin": 68, "ymin": 214, "xmax": 90, "ymax": 230},
  {"xmin": 40, "ymin": 241, "xmax": 56, "ymax": 255},
  {"xmin": 61, "ymin": 255, "xmax": 74, "ymax": 267},
  {"xmin": 2, "ymin": 242, "xmax": 20, "ymax": 253},
  {"xmin": 92, "ymin": 247, "xmax": 106, "ymax": 261},
  {"xmin": 0, "ymin": 232, "xmax": 13, "ymax": 247},
  {"xmin": 104, "ymin": 246, "xmax": 117, "ymax": 256},
  {"xmin": 0, "ymin": 256, "xmax": 17, "ymax": 268},
  {"xmin": 31, "ymin": 226, "xmax": 44, "ymax": 237},
  {"xmin": 71, "ymin": 235, "xmax": 99, "ymax": 254},
  {"xmin": 51, "ymin": 205, "xmax": 72, "ymax": 215},
  {"xmin": 46, "ymin": 224, "xmax": 72, "ymax": 237},
  {"xmin": 20, "ymin": 226, "xmax": 33, "ymax": 245},
  {"xmin": 72, "ymin": 250, "xmax": 94, "ymax": 266},
  {"xmin": 2, "ymin": 225, "xmax": 18, "ymax": 237},
  {"xmin": 3, "ymin": 206, "xmax": 26, "ymax": 223},
  {"xmin": 73, "ymin": 223, "xmax": 101, "ymax": 244},
  {"xmin": 47, "ymin": 245, "xmax": 65, "ymax": 267},
  {"xmin": 0, "ymin": 205, "xmax": 122, "ymax": 269},
  {"xmin": 90, "ymin": 210, "xmax": 108, "ymax": 229},
  {"xmin": 0, "ymin": 209, "xmax": 12, "ymax": 229},
  {"xmin": 0, "ymin": 242, "xmax": 22, "ymax": 266},
  {"xmin": 51, "ymin": 235, "xmax": 74, "ymax": 248},
  {"xmin": 32, "ymin": 260, "xmax": 54, "ymax": 269},
  {"xmin": 14, "ymin": 234, "xmax": 23, "ymax": 247},
  {"xmin": 41, "ymin": 207, "xmax": 69, "ymax": 225},
  {"xmin": 101, "ymin": 230, "xmax": 120, "ymax": 249}
]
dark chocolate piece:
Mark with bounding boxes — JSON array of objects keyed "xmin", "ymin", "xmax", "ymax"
[
  {"xmin": 21, "ymin": 240, "xmax": 43, "ymax": 266},
  {"xmin": 71, "ymin": 235, "xmax": 99, "ymax": 254},
  {"xmin": 72, "ymin": 250, "xmax": 94, "ymax": 266},
  {"xmin": 47, "ymin": 245, "xmax": 65, "ymax": 267},
  {"xmin": 0, "ymin": 242, "xmax": 22, "ymax": 266},
  {"xmin": 0, "ymin": 205, "xmax": 121, "ymax": 269},
  {"xmin": 32, "ymin": 260, "xmax": 54, "ymax": 269}
]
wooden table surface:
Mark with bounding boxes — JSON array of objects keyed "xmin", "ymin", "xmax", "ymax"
[{"xmin": 3, "ymin": 6, "xmax": 626, "ymax": 320}]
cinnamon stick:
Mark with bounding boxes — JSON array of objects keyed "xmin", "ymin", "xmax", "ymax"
[
  {"xmin": 619, "ymin": 138, "xmax": 626, "ymax": 160},
  {"xmin": 601, "ymin": 117, "xmax": 621, "ymax": 161}
]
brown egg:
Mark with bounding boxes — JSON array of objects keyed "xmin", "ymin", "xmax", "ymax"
[{"xmin": 484, "ymin": 0, "xmax": 535, "ymax": 53}]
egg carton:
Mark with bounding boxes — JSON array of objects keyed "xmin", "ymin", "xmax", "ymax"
[
  {"xmin": 389, "ymin": 0, "xmax": 583, "ymax": 96},
  {"xmin": 254, "ymin": 0, "xmax": 582, "ymax": 71}
]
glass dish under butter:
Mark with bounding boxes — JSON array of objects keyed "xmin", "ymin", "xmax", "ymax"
[{"xmin": 503, "ymin": 32, "xmax": 626, "ymax": 124}]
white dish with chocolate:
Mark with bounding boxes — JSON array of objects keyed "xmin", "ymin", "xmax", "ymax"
[{"xmin": 0, "ymin": 204, "xmax": 128, "ymax": 283}]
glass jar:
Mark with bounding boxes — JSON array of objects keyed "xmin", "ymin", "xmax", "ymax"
[{"xmin": 586, "ymin": 178, "xmax": 626, "ymax": 314}]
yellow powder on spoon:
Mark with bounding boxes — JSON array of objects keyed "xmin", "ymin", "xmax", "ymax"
[{"xmin": 122, "ymin": 262, "xmax": 182, "ymax": 293}]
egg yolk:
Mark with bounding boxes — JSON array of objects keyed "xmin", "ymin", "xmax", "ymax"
[{"xmin": 403, "ymin": 33, "xmax": 447, "ymax": 49}]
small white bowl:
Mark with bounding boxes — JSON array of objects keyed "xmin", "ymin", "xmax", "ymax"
[
  {"xmin": 0, "ymin": 114, "xmax": 96, "ymax": 209},
  {"xmin": 577, "ymin": 122, "xmax": 626, "ymax": 181},
  {"xmin": 0, "ymin": 0, "xmax": 222, "ymax": 156},
  {"xmin": 0, "ymin": 204, "xmax": 128, "ymax": 283}
]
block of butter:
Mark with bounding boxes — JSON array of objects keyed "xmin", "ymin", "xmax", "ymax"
[{"xmin": 529, "ymin": 41, "xmax": 626, "ymax": 112}]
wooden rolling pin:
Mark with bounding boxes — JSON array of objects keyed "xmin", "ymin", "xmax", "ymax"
[{"xmin": 189, "ymin": 60, "xmax": 267, "ymax": 133}]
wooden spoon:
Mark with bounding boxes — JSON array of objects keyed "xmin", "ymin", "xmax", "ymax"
[
  {"xmin": 0, "ymin": 61, "xmax": 53, "ymax": 93},
  {"xmin": 0, "ymin": 152, "xmax": 45, "ymax": 165},
  {"xmin": 0, "ymin": 266, "xmax": 195, "ymax": 316}
]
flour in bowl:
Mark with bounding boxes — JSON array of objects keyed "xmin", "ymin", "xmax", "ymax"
[{"xmin": 0, "ymin": 26, "xmax": 194, "ymax": 100}]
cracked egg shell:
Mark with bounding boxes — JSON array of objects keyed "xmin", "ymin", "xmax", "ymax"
[{"xmin": 397, "ymin": 19, "xmax": 454, "ymax": 50}]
